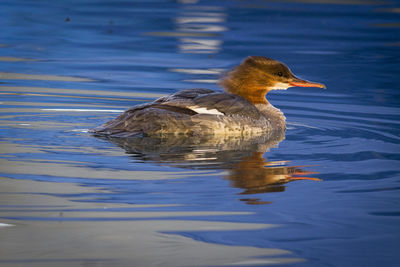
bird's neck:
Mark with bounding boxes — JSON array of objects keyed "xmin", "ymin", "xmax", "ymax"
[{"xmin": 219, "ymin": 74, "xmax": 271, "ymax": 105}]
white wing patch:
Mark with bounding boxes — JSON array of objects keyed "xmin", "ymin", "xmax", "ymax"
[{"xmin": 189, "ymin": 106, "xmax": 224, "ymax": 115}]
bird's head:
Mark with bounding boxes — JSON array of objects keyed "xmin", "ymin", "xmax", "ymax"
[{"xmin": 220, "ymin": 56, "xmax": 326, "ymax": 104}]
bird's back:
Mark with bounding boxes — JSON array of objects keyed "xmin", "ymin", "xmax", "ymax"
[{"xmin": 90, "ymin": 88, "xmax": 275, "ymax": 137}]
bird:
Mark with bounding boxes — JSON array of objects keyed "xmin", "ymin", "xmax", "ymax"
[{"xmin": 90, "ymin": 56, "xmax": 325, "ymax": 137}]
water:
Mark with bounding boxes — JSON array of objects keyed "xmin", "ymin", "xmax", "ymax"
[{"xmin": 0, "ymin": 0, "xmax": 399, "ymax": 266}]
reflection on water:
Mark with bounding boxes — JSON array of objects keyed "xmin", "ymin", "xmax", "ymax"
[
  {"xmin": 1, "ymin": 0, "xmax": 399, "ymax": 266},
  {"xmin": 227, "ymin": 152, "xmax": 320, "ymax": 203},
  {"xmin": 169, "ymin": 67, "xmax": 222, "ymax": 84},
  {"xmin": 177, "ymin": 6, "xmax": 226, "ymax": 54},
  {"xmin": 99, "ymin": 131, "xmax": 320, "ymax": 205},
  {"xmin": 147, "ymin": 3, "xmax": 226, "ymax": 54},
  {"xmin": 0, "ymin": 56, "xmax": 37, "ymax": 62},
  {"xmin": 1, "ymin": 86, "xmax": 166, "ymax": 98},
  {"xmin": 0, "ymin": 177, "xmax": 303, "ymax": 266},
  {"xmin": 0, "ymin": 72, "xmax": 94, "ymax": 82}
]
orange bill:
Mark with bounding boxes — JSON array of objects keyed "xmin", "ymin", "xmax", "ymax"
[{"xmin": 290, "ymin": 77, "xmax": 326, "ymax": 89}]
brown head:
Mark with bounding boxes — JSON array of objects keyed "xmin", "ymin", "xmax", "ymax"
[{"xmin": 219, "ymin": 56, "xmax": 326, "ymax": 104}]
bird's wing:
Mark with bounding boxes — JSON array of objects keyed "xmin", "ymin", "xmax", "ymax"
[
  {"xmin": 90, "ymin": 89, "xmax": 263, "ymax": 136},
  {"xmin": 156, "ymin": 89, "xmax": 263, "ymax": 120}
]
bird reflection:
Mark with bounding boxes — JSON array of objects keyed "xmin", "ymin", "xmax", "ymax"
[
  {"xmin": 226, "ymin": 151, "xmax": 319, "ymax": 204},
  {"xmin": 97, "ymin": 131, "xmax": 320, "ymax": 204}
]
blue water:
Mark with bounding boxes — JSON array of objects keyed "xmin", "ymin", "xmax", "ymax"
[{"xmin": 0, "ymin": 0, "xmax": 399, "ymax": 266}]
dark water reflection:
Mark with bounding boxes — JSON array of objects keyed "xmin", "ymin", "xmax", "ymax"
[
  {"xmin": 101, "ymin": 133, "xmax": 320, "ymax": 203},
  {"xmin": 1, "ymin": 0, "xmax": 400, "ymax": 266}
]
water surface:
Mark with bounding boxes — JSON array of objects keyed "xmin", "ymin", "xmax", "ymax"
[{"xmin": 1, "ymin": 0, "xmax": 400, "ymax": 266}]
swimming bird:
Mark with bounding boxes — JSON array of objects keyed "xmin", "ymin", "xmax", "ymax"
[{"xmin": 90, "ymin": 56, "xmax": 325, "ymax": 137}]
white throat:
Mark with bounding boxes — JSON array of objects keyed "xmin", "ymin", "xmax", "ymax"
[{"xmin": 269, "ymin": 82, "xmax": 290, "ymax": 90}]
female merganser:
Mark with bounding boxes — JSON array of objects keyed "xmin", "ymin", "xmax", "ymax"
[{"xmin": 90, "ymin": 56, "xmax": 325, "ymax": 137}]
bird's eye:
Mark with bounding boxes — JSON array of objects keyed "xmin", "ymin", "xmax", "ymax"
[{"xmin": 277, "ymin": 72, "xmax": 283, "ymax": 77}]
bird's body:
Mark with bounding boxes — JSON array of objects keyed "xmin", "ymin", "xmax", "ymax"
[
  {"xmin": 90, "ymin": 56, "xmax": 325, "ymax": 137},
  {"xmin": 91, "ymin": 88, "xmax": 285, "ymax": 137}
]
